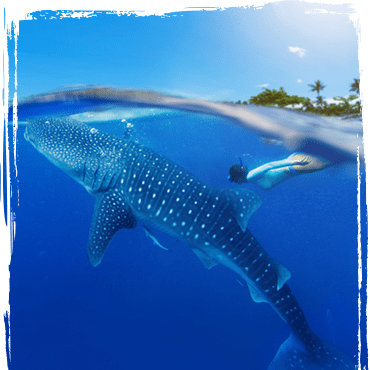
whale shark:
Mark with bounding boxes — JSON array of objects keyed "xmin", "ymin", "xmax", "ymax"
[{"xmin": 24, "ymin": 117, "xmax": 355, "ymax": 369}]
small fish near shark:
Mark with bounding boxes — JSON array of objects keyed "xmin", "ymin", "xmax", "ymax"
[{"xmin": 24, "ymin": 117, "xmax": 355, "ymax": 369}]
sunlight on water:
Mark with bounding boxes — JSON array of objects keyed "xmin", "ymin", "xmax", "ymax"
[{"xmin": 11, "ymin": 86, "xmax": 362, "ymax": 163}]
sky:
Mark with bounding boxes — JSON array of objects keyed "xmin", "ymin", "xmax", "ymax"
[{"xmin": 9, "ymin": 1, "xmax": 360, "ymax": 103}]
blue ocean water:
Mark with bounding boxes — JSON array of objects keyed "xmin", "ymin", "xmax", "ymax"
[{"xmin": 9, "ymin": 108, "xmax": 362, "ymax": 369}]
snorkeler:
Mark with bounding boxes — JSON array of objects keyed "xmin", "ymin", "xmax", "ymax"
[
  {"xmin": 123, "ymin": 122, "xmax": 134, "ymax": 139},
  {"xmin": 228, "ymin": 153, "xmax": 330, "ymax": 190}
]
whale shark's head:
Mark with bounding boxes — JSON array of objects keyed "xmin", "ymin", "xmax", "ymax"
[{"xmin": 24, "ymin": 117, "xmax": 96, "ymax": 176}]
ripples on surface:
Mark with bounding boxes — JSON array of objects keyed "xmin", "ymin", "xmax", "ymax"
[{"xmin": 11, "ymin": 85, "xmax": 363, "ymax": 163}]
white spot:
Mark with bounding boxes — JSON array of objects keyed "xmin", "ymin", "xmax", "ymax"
[
  {"xmin": 129, "ymin": 187, "xmax": 132, "ymax": 192},
  {"xmin": 169, "ymin": 209, "xmax": 173, "ymax": 214},
  {"xmin": 138, "ymin": 199, "xmax": 142, "ymax": 204},
  {"xmin": 153, "ymin": 194, "xmax": 156, "ymax": 198},
  {"xmin": 181, "ymin": 222, "xmax": 186, "ymax": 226},
  {"xmin": 147, "ymin": 205, "xmax": 151, "ymax": 210},
  {"xmin": 201, "ymin": 224, "xmax": 205, "ymax": 229},
  {"xmin": 194, "ymin": 234, "xmax": 199, "ymax": 239},
  {"xmin": 172, "ymin": 222, "xmax": 177, "ymax": 227}
]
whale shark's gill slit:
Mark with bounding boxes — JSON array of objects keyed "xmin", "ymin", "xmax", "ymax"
[
  {"xmin": 82, "ymin": 161, "xmax": 86, "ymax": 183},
  {"xmin": 107, "ymin": 171, "xmax": 117, "ymax": 190},
  {"xmin": 100, "ymin": 170, "xmax": 109, "ymax": 190},
  {"xmin": 92, "ymin": 165, "xmax": 99, "ymax": 190}
]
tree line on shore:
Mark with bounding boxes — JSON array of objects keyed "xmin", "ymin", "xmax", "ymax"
[{"xmin": 230, "ymin": 78, "xmax": 361, "ymax": 118}]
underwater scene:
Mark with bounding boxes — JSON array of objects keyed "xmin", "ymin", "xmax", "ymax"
[
  {"xmin": 4, "ymin": 3, "xmax": 365, "ymax": 370},
  {"xmin": 7, "ymin": 86, "xmax": 364, "ymax": 370}
]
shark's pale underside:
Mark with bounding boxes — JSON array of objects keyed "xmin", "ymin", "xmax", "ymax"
[{"xmin": 24, "ymin": 117, "xmax": 355, "ymax": 369}]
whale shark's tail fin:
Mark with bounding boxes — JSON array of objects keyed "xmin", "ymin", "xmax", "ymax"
[{"xmin": 269, "ymin": 333, "xmax": 355, "ymax": 370}]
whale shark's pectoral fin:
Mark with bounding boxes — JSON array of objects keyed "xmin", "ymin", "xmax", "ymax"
[
  {"xmin": 87, "ymin": 189, "xmax": 137, "ymax": 267},
  {"xmin": 222, "ymin": 188, "xmax": 263, "ymax": 232},
  {"xmin": 192, "ymin": 249, "xmax": 219, "ymax": 270}
]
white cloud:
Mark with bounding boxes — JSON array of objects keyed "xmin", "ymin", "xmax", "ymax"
[
  {"xmin": 288, "ymin": 46, "xmax": 306, "ymax": 58},
  {"xmin": 325, "ymin": 95, "xmax": 360, "ymax": 105},
  {"xmin": 297, "ymin": 79, "xmax": 303, "ymax": 83},
  {"xmin": 257, "ymin": 84, "xmax": 269, "ymax": 88}
]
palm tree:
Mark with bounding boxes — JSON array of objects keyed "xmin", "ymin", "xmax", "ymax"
[
  {"xmin": 308, "ymin": 80, "xmax": 326, "ymax": 111},
  {"xmin": 308, "ymin": 80, "xmax": 326, "ymax": 97},
  {"xmin": 350, "ymin": 78, "xmax": 360, "ymax": 94}
]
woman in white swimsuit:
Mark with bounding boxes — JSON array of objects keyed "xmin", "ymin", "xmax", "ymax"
[{"xmin": 228, "ymin": 153, "xmax": 330, "ymax": 190}]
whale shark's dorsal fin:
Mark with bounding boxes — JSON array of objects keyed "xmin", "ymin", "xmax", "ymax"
[
  {"xmin": 222, "ymin": 188, "xmax": 263, "ymax": 232},
  {"xmin": 192, "ymin": 248, "xmax": 219, "ymax": 270},
  {"xmin": 87, "ymin": 189, "xmax": 137, "ymax": 266},
  {"xmin": 273, "ymin": 259, "xmax": 291, "ymax": 291}
]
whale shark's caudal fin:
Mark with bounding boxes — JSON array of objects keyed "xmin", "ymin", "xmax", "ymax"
[{"xmin": 269, "ymin": 333, "xmax": 355, "ymax": 370}]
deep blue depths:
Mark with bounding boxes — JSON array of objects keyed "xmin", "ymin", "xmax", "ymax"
[{"xmin": 9, "ymin": 111, "xmax": 361, "ymax": 369}]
